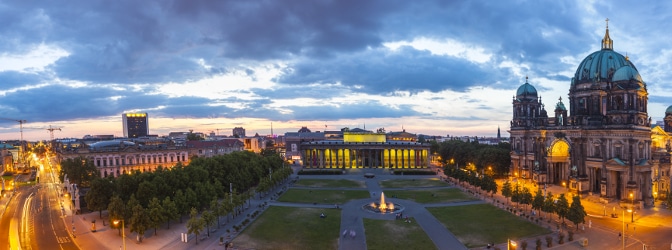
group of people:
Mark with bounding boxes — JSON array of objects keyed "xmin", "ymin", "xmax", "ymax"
[
  {"xmin": 342, "ymin": 229, "xmax": 356, "ymax": 239},
  {"xmin": 395, "ymin": 212, "xmax": 411, "ymax": 223}
]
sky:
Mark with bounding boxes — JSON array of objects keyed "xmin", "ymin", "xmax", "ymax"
[{"xmin": 1, "ymin": 0, "xmax": 672, "ymax": 141}]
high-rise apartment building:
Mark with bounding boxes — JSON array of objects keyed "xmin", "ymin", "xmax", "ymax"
[{"xmin": 122, "ymin": 113, "xmax": 149, "ymax": 138}]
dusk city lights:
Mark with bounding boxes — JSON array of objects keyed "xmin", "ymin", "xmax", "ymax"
[{"xmin": 1, "ymin": 1, "xmax": 672, "ymax": 249}]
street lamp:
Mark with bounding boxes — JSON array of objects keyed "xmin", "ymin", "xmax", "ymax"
[
  {"xmin": 629, "ymin": 192, "xmax": 634, "ymax": 223},
  {"xmin": 113, "ymin": 219, "xmax": 126, "ymax": 250},
  {"xmin": 508, "ymin": 239, "xmax": 517, "ymax": 250}
]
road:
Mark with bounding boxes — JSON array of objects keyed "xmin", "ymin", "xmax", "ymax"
[{"xmin": 0, "ymin": 158, "xmax": 78, "ymax": 250}]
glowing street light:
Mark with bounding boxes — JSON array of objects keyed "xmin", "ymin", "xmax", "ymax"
[
  {"xmin": 629, "ymin": 192, "xmax": 634, "ymax": 223},
  {"xmin": 113, "ymin": 220, "xmax": 126, "ymax": 250}
]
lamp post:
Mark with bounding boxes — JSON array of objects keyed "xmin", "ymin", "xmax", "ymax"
[
  {"xmin": 114, "ymin": 220, "xmax": 126, "ymax": 250},
  {"xmin": 629, "ymin": 192, "xmax": 634, "ymax": 223}
]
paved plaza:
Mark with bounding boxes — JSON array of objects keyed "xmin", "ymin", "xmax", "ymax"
[{"xmin": 59, "ymin": 165, "xmax": 672, "ymax": 249}]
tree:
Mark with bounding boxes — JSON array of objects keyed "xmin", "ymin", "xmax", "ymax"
[
  {"xmin": 567, "ymin": 195, "xmax": 587, "ymax": 230},
  {"xmin": 108, "ymin": 195, "xmax": 126, "ymax": 236},
  {"xmin": 202, "ymin": 210, "xmax": 215, "ymax": 237},
  {"xmin": 555, "ymin": 194, "xmax": 570, "ymax": 223},
  {"xmin": 511, "ymin": 184, "xmax": 521, "ymax": 206},
  {"xmin": 85, "ymin": 177, "xmax": 114, "ymax": 218},
  {"xmin": 502, "ymin": 181, "xmax": 512, "ymax": 204},
  {"xmin": 666, "ymin": 191, "xmax": 672, "ymax": 210},
  {"xmin": 174, "ymin": 190, "xmax": 188, "ymax": 223},
  {"xmin": 210, "ymin": 199, "xmax": 224, "ymax": 229},
  {"xmin": 532, "ymin": 189, "xmax": 544, "ymax": 215},
  {"xmin": 520, "ymin": 186, "xmax": 533, "ymax": 212},
  {"xmin": 162, "ymin": 197, "xmax": 179, "ymax": 229},
  {"xmin": 147, "ymin": 197, "xmax": 165, "ymax": 235},
  {"xmin": 59, "ymin": 156, "xmax": 100, "ymax": 187},
  {"xmin": 129, "ymin": 204, "xmax": 149, "ymax": 242},
  {"xmin": 186, "ymin": 207, "xmax": 205, "ymax": 245},
  {"xmin": 542, "ymin": 192, "xmax": 555, "ymax": 221}
]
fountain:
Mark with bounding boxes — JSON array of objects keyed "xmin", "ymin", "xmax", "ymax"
[{"xmin": 362, "ymin": 192, "xmax": 404, "ymax": 214}]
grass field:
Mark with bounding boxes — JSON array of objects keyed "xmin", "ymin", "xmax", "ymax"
[
  {"xmin": 278, "ymin": 189, "xmax": 371, "ymax": 204},
  {"xmin": 294, "ymin": 179, "xmax": 366, "ymax": 188},
  {"xmin": 379, "ymin": 178, "xmax": 449, "ymax": 188},
  {"xmin": 427, "ymin": 204, "xmax": 550, "ymax": 248},
  {"xmin": 232, "ymin": 206, "xmax": 342, "ymax": 250},
  {"xmin": 363, "ymin": 218, "xmax": 436, "ymax": 250},
  {"xmin": 382, "ymin": 188, "xmax": 477, "ymax": 204}
]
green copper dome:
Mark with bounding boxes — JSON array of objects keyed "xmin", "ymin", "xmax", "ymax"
[
  {"xmin": 573, "ymin": 25, "xmax": 639, "ymax": 85},
  {"xmin": 612, "ymin": 65, "xmax": 642, "ymax": 83},
  {"xmin": 516, "ymin": 77, "xmax": 538, "ymax": 101},
  {"xmin": 666, "ymin": 105, "xmax": 672, "ymax": 114}
]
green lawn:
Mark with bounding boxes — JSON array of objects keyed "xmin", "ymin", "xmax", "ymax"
[
  {"xmin": 382, "ymin": 188, "xmax": 477, "ymax": 203},
  {"xmin": 427, "ymin": 204, "xmax": 550, "ymax": 248},
  {"xmin": 278, "ymin": 189, "xmax": 370, "ymax": 204},
  {"xmin": 294, "ymin": 179, "xmax": 365, "ymax": 188},
  {"xmin": 379, "ymin": 178, "xmax": 449, "ymax": 188},
  {"xmin": 233, "ymin": 206, "xmax": 341, "ymax": 250},
  {"xmin": 364, "ymin": 218, "xmax": 436, "ymax": 250}
]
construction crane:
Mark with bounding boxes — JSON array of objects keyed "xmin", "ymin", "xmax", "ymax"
[
  {"xmin": 0, "ymin": 117, "xmax": 27, "ymax": 169},
  {"xmin": 46, "ymin": 125, "xmax": 63, "ymax": 141}
]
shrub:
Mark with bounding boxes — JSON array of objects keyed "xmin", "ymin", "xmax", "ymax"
[
  {"xmin": 545, "ymin": 236, "xmax": 553, "ymax": 247},
  {"xmin": 521, "ymin": 240, "xmax": 528, "ymax": 250},
  {"xmin": 535, "ymin": 238, "xmax": 542, "ymax": 250},
  {"xmin": 558, "ymin": 232, "xmax": 565, "ymax": 244},
  {"xmin": 568, "ymin": 231, "xmax": 574, "ymax": 241}
]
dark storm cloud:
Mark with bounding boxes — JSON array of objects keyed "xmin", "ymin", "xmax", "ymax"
[
  {"xmin": 0, "ymin": 0, "xmax": 588, "ymax": 87},
  {"xmin": 277, "ymin": 47, "xmax": 493, "ymax": 93},
  {"xmin": 0, "ymin": 85, "xmax": 123, "ymax": 122},
  {"xmin": 2, "ymin": 0, "xmax": 672, "ymax": 128},
  {"xmin": 0, "ymin": 72, "xmax": 47, "ymax": 89}
]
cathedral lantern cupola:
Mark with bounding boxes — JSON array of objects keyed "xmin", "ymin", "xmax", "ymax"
[
  {"xmin": 664, "ymin": 105, "xmax": 672, "ymax": 132},
  {"xmin": 554, "ymin": 97, "xmax": 568, "ymax": 126},
  {"xmin": 511, "ymin": 77, "xmax": 546, "ymax": 128}
]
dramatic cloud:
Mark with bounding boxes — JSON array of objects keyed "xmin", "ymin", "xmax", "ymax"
[{"xmin": 1, "ymin": 0, "xmax": 672, "ymax": 140}]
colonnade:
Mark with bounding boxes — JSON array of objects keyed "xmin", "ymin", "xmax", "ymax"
[{"xmin": 302, "ymin": 147, "xmax": 429, "ymax": 168}]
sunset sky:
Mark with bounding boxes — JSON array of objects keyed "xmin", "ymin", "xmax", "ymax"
[{"xmin": 1, "ymin": 1, "xmax": 672, "ymax": 141}]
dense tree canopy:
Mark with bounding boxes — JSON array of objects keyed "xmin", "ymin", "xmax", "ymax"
[
  {"xmin": 60, "ymin": 156, "xmax": 100, "ymax": 187},
  {"xmin": 69, "ymin": 150, "xmax": 288, "ymax": 240},
  {"xmin": 436, "ymin": 140, "xmax": 510, "ymax": 177}
]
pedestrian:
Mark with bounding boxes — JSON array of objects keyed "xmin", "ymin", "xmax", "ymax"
[
  {"xmin": 343, "ymin": 230, "xmax": 347, "ymax": 238},
  {"xmin": 618, "ymin": 232, "xmax": 621, "ymax": 240},
  {"xmin": 589, "ymin": 219, "xmax": 592, "ymax": 229}
]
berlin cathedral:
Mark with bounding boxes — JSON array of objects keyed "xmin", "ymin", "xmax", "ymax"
[{"xmin": 509, "ymin": 22, "xmax": 672, "ymax": 206}]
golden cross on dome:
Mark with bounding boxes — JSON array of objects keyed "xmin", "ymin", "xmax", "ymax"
[
  {"xmin": 606, "ymin": 18, "xmax": 609, "ymax": 29},
  {"xmin": 558, "ymin": 96, "xmax": 562, "ymax": 102}
]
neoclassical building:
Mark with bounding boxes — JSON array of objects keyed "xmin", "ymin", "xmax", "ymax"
[
  {"xmin": 509, "ymin": 23, "xmax": 672, "ymax": 206},
  {"xmin": 59, "ymin": 140, "xmax": 190, "ymax": 178},
  {"xmin": 300, "ymin": 129, "xmax": 431, "ymax": 168}
]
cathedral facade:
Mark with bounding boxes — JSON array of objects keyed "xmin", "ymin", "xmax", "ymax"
[{"xmin": 509, "ymin": 23, "xmax": 672, "ymax": 206}]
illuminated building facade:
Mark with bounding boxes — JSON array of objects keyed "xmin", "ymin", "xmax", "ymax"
[
  {"xmin": 122, "ymin": 113, "xmax": 149, "ymax": 138},
  {"xmin": 509, "ymin": 23, "xmax": 671, "ymax": 205},
  {"xmin": 59, "ymin": 139, "xmax": 189, "ymax": 178},
  {"xmin": 300, "ymin": 129, "xmax": 430, "ymax": 168}
]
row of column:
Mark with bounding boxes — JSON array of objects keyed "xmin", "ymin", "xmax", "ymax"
[{"xmin": 302, "ymin": 148, "xmax": 428, "ymax": 168}]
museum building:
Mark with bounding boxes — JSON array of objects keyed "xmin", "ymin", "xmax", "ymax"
[
  {"xmin": 299, "ymin": 128, "xmax": 431, "ymax": 169},
  {"xmin": 509, "ymin": 23, "xmax": 672, "ymax": 205}
]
